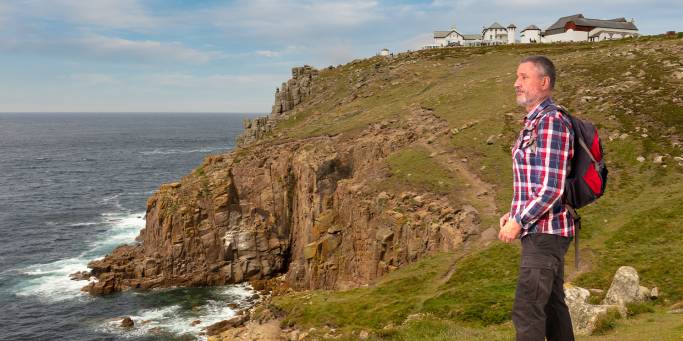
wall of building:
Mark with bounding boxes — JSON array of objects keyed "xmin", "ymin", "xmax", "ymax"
[
  {"xmin": 541, "ymin": 29, "xmax": 589, "ymax": 43},
  {"xmin": 520, "ymin": 30, "xmax": 541, "ymax": 43},
  {"xmin": 588, "ymin": 28, "xmax": 639, "ymax": 42},
  {"xmin": 434, "ymin": 32, "xmax": 464, "ymax": 47},
  {"xmin": 508, "ymin": 28, "xmax": 516, "ymax": 44},
  {"xmin": 483, "ymin": 28, "xmax": 508, "ymax": 42}
]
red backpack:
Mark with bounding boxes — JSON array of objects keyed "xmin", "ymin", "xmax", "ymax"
[
  {"xmin": 541, "ymin": 105, "xmax": 608, "ymax": 269},
  {"xmin": 554, "ymin": 105, "xmax": 608, "ymax": 211}
]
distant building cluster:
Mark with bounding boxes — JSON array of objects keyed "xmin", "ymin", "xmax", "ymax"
[{"xmin": 426, "ymin": 13, "xmax": 639, "ymax": 49}]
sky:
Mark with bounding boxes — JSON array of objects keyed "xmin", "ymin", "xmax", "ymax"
[{"xmin": 0, "ymin": 0, "xmax": 681, "ymax": 113}]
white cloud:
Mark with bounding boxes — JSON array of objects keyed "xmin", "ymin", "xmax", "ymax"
[
  {"xmin": 143, "ymin": 73, "xmax": 285, "ymax": 88},
  {"xmin": 0, "ymin": 33, "xmax": 223, "ymax": 64},
  {"xmin": 207, "ymin": 0, "xmax": 383, "ymax": 40},
  {"xmin": 19, "ymin": 0, "xmax": 161, "ymax": 31},
  {"xmin": 69, "ymin": 73, "xmax": 117, "ymax": 85},
  {"xmin": 75, "ymin": 35, "xmax": 222, "ymax": 63},
  {"xmin": 254, "ymin": 50, "xmax": 281, "ymax": 58}
]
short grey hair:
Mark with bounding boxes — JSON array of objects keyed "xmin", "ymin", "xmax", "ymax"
[{"xmin": 520, "ymin": 55, "xmax": 556, "ymax": 89}]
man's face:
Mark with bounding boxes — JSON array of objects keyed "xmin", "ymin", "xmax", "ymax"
[{"xmin": 514, "ymin": 62, "xmax": 549, "ymax": 108}]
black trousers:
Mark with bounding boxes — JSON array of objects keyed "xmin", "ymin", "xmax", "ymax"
[{"xmin": 512, "ymin": 233, "xmax": 575, "ymax": 341}]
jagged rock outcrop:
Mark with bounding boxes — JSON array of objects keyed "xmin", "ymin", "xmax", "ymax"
[
  {"xmin": 237, "ymin": 65, "xmax": 318, "ymax": 147},
  {"xmin": 236, "ymin": 117, "xmax": 272, "ymax": 147},
  {"xmin": 272, "ymin": 65, "xmax": 318, "ymax": 116},
  {"xmin": 83, "ymin": 108, "xmax": 482, "ymax": 295}
]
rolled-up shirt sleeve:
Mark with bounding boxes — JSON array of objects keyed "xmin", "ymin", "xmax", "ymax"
[{"xmin": 514, "ymin": 112, "xmax": 572, "ymax": 228}]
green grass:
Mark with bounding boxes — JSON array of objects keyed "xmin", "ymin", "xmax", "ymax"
[
  {"xmin": 625, "ymin": 302, "xmax": 655, "ymax": 318},
  {"xmin": 273, "ymin": 252, "xmax": 457, "ymax": 334},
  {"xmin": 574, "ymin": 182, "xmax": 683, "ymax": 302},
  {"xmin": 349, "ymin": 318, "xmax": 515, "ymax": 341},
  {"xmin": 384, "ymin": 147, "xmax": 456, "ymax": 193},
  {"xmin": 421, "ymin": 243, "xmax": 519, "ymax": 325}
]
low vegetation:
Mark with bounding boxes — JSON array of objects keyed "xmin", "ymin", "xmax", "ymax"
[{"xmin": 265, "ymin": 35, "xmax": 683, "ymax": 339}]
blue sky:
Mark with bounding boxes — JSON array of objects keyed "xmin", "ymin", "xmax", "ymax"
[{"xmin": 1, "ymin": 0, "xmax": 681, "ymax": 113}]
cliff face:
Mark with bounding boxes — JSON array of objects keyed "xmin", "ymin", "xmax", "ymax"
[{"xmin": 84, "ymin": 83, "xmax": 483, "ymax": 294}]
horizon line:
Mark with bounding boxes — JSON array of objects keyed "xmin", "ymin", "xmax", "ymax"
[{"xmin": 0, "ymin": 111, "xmax": 269, "ymax": 115}]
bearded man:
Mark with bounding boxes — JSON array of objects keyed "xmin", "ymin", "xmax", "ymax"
[{"xmin": 499, "ymin": 55, "xmax": 576, "ymax": 341}]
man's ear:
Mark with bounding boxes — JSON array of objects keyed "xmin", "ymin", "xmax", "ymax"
[{"xmin": 542, "ymin": 75, "xmax": 551, "ymax": 91}]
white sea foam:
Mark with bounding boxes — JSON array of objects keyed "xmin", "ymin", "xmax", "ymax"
[
  {"xmin": 100, "ymin": 193, "xmax": 121, "ymax": 203},
  {"xmin": 99, "ymin": 283, "xmax": 257, "ymax": 340},
  {"xmin": 88, "ymin": 212, "xmax": 145, "ymax": 255},
  {"xmin": 140, "ymin": 146, "xmax": 227, "ymax": 155},
  {"xmin": 16, "ymin": 256, "xmax": 93, "ymax": 301},
  {"xmin": 65, "ymin": 222, "xmax": 100, "ymax": 227},
  {"xmin": 15, "ymin": 211, "xmax": 146, "ymax": 302}
]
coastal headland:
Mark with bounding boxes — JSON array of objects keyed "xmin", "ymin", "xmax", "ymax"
[{"xmin": 82, "ymin": 35, "xmax": 683, "ymax": 340}]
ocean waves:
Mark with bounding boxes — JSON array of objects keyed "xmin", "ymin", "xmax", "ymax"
[
  {"xmin": 98, "ymin": 284, "xmax": 256, "ymax": 340},
  {"xmin": 13, "ymin": 210, "xmax": 146, "ymax": 302}
]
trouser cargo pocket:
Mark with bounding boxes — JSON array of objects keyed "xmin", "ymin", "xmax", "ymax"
[{"xmin": 516, "ymin": 254, "xmax": 556, "ymax": 303}]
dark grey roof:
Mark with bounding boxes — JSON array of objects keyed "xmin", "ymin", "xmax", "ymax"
[
  {"xmin": 507, "ymin": 24, "xmax": 517, "ymax": 28},
  {"xmin": 546, "ymin": 14, "xmax": 584, "ymax": 31},
  {"xmin": 575, "ymin": 17, "xmax": 638, "ymax": 30},
  {"xmin": 545, "ymin": 13, "xmax": 638, "ymax": 32},
  {"xmin": 521, "ymin": 25, "xmax": 541, "ymax": 32},
  {"xmin": 488, "ymin": 22, "xmax": 505, "ymax": 29},
  {"xmin": 434, "ymin": 30, "xmax": 454, "ymax": 38}
]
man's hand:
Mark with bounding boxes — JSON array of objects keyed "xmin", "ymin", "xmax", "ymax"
[
  {"xmin": 498, "ymin": 216, "xmax": 522, "ymax": 243},
  {"xmin": 499, "ymin": 213, "xmax": 510, "ymax": 229}
]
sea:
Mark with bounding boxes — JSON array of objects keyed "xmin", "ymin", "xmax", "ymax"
[{"xmin": 0, "ymin": 112, "xmax": 262, "ymax": 341}]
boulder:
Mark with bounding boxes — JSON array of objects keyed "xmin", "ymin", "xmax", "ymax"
[
  {"xmin": 564, "ymin": 286, "xmax": 623, "ymax": 336},
  {"xmin": 603, "ymin": 266, "xmax": 647, "ymax": 306},
  {"xmin": 650, "ymin": 286, "xmax": 659, "ymax": 299},
  {"xmin": 205, "ymin": 314, "xmax": 249, "ymax": 335},
  {"xmin": 121, "ymin": 317, "xmax": 134, "ymax": 328}
]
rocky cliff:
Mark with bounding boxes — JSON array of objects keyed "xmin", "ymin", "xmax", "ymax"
[
  {"xmin": 84, "ymin": 87, "xmax": 484, "ymax": 295},
  {"xmin": 236, "ymin": 65, "xmax": 318, "ymax": 146}
]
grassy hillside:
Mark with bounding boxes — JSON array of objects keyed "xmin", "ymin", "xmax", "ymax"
[{"xmin": 259, "ymin": 35, "xmax": 683, "ymax": 340}]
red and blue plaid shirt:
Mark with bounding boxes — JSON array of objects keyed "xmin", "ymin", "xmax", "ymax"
[{"xmin": 510, "ymin": 97, "xmax": 575, "ymax": 238}]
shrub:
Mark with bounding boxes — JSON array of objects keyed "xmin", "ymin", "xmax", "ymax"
[
  {"xmin": 592, "ymin": 308, "xmax": 622, "ymax": 335},
  {"xmin": 625, "ymin": 302, "xmax": 654, "ymax": 318}
]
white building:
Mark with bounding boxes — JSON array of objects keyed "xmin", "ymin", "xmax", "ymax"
[
  {"xmin": 541, "ymin": 14, "xmax": 639, "ymax": 43},
  {"xmin": 481, "ymin": 22, "xmax": 512, "ymax": 45},
  {"xmin": 432, "ymin": 28, "xmax": 483, "ymax": 47},
  {"xmin": 379, "ymin": 48, "xmax": 390, "ymax": 56},
  {"xmin": 520, "ymin": 25, "xmax": 541, "ymax": 43},
  {"xmin": 433, "ymin": 29, "xmax": 464, "ymax": 47},
  {"xmin": 507, "ymin": 24, "xmax": 516, "ymax": 44}
]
